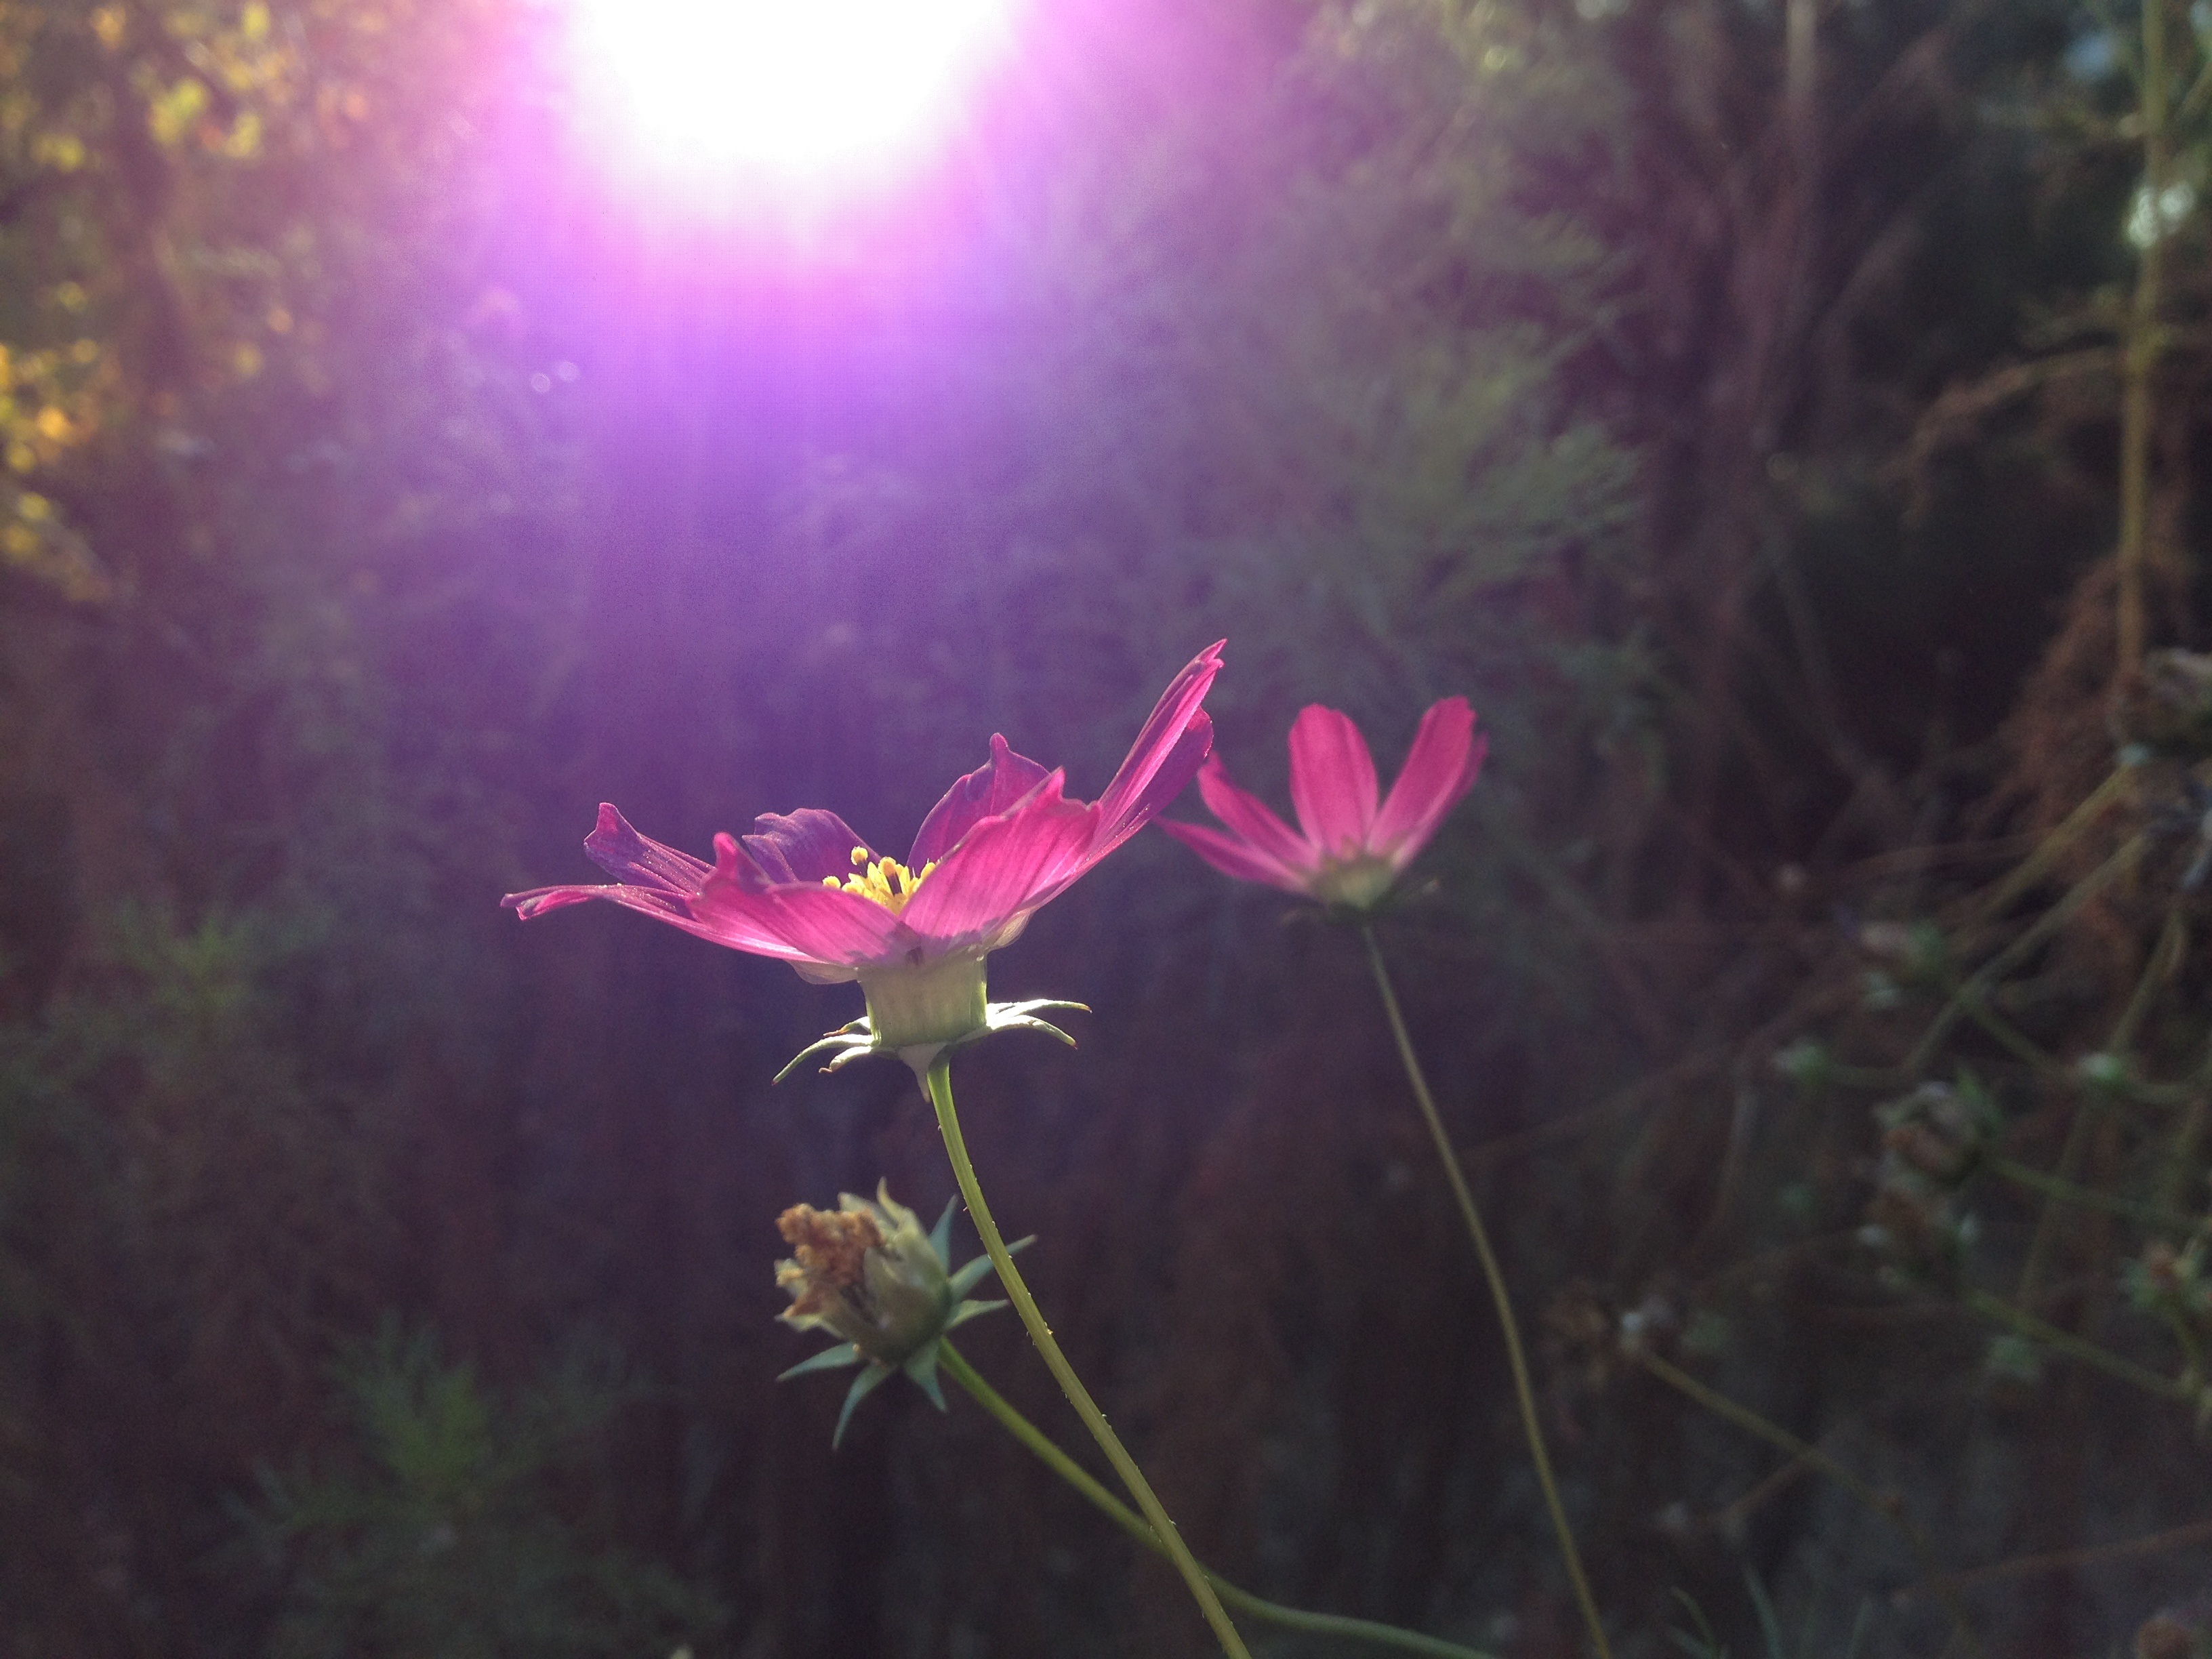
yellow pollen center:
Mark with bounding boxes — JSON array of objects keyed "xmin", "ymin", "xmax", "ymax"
[{"xmin": 823, "ymin": 845, "xmax": 936, "ymax": 913}]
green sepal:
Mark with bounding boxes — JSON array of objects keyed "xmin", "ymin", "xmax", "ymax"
[
  {"xmin": 946, "ymin": 1235, "xmax": 1029, "ymax": 1300},
  {"xmin": 832, "ymin": 1364, "xmax": 893, "ymax": 1449},
  {"xmin": 954, "ymin": 1000, "xmax": 1088, "ymax": 1053},
  {"xmin": 778, "ymin": 1342, "xmax": 863, "ymax": 1382},
  {"xmin": 1282, "ymin": 876, "xmax": 1440, "ymax": 929},
  {"xmin": 943, "ymin": 1298, "xmax": 1006, "ymax": 1331},
  {"xmin": 902, "ymin": 1342, "xmax": 948, "ymax": 1412},
  {"xmin": 929, "ymin": 1196, "xmax": 958, "ymax": 1264},
  {"xmin": 775, "ymin": 1001, "xmax": 1091, "ymax": 1084},
  {"xmin": 773, "ymin": 1020, "xmax": 876, "ymax": 1084}
]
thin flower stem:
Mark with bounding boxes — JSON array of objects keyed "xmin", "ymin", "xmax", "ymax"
[
  {"xmin": 1906, "ymin": 837, "xmax": 2144, "ymax": 1076},
  {"xmin": 2018, "ymin": 909, "xmax": 2187, "ymax": 1302},
  {"xmin": 1965, "ymin": 766, "xmax": 2129, "ymax": 927},
  {"xmin": 922, "ymin": 1059, "xmax": 1251, "ymax": 1659},
  {"xmin": 1629, "ymin": 1347, "xmax": 1980, "ymax": 1655},
  {"xmin": 937, "ymin": 1340, "xmax": 1498, "ymax": 1659},
  {"xmin": 1360, "ymin": 926, "xmax": 1612, "ymax": 1659},
  {"xmin": 1960, "ymin": 1286, "xmax": 2197, "ymax": 1404},
  {"xmin": 1986, "ymin": 1155, "xmax": 2199, "ymax": 1235},
  {"xmin": 2115, "ymin": 0, "xmax": 2172, "ymax": 691}
]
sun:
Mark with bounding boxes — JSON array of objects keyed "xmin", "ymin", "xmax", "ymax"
[{"xmin": 568, "ymin": 0, "xmax": 1020, "ymax": 203}]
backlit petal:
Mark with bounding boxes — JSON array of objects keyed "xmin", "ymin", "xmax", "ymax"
[
  {"xmin": 1089, "ymin": 712, "xmax": 1212, "ymax": 862},
  {"xmin": 505, "ymin": 874, "xmax": 802, "ymax": 958},
  {"xmin": 908, "ymin": 733, "xmax": 1053, "ymax": 869},
  {"xmin": 1193, "ymin": 752, "xmax": 1316, "ymax": 874},
  {"xmin": 697, "ymin": 834, "xmax": 910, "ymax": 967},
  {"xmin": 1090, "ymin": 642, "xmax": 1225, "ymax": 839},
  {"xmin": 743, "ymin": 808, "xmax": 876, "ymax": 884},
  {"xmin": 582, "ymin": 803, "xmax": 713, "ymax": 893},
  {"xmin": 1370, "ymin": 697, "xmax": 1486, "ymax": 866},
  {"xmin": 1156, "ymin": 817, "xmax": 1311, "ymax": 895},
  {"xmin": 899, "ymin": 783, "xmax": 1099, "ymax": 943},
  {"xmin": 1287, "ymin": 705, "xmax": 1379, "ymax": 857}
]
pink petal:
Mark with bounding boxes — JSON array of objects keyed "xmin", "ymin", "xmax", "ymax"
[
  {"xmin": 1287, "ymin": 705, "xmax": 1379, "ymax": 857},
  {"xmin": 899, "ymin": 783, "xmax": 1100, "ymax": 943},
  {"xmin": 741, "ymin": 808, "xmax": 875, "ymax": 884},
  {"xmin": 1193, "ymin": 752, "xmax": 1317, "ymax": 874},
  {"xmin": 505, "ymin": 872, "xmax": 806, "ymax": 959},
  {"xmin": 504, "ymin": 882, "xmax": 633, "ymax": 922},
  {"xmin": 1370, "ymin": 697, "xmax": 1486, "ymax": 867},
  {"xmin": 1090, "ymin": 642, "xmax": 1225, "ymax": 839},
  {"xmin": 907, "ymin": 734, "xmax": 1054, "ymax": 869},
  {"xmin": 582, "ymin": 804, "xmax": 714, "ymax": 893},
  {"xmin": 1157, "ymin": 818, "xmax": 1312, "ymax": 895},
  {"xmin": 1089, "ymin": 712, "xmax": 1213, "ymax": 863},
  {"xmin": 696, "ymin": 834, "xmax": 911, "ymax": 967}
]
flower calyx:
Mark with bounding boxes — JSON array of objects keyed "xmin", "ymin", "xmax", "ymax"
[
  {"xmin": 773, "ymin": 1182, "xmax": 1027, "ymax": 1448},
  {"xmin": 775, "ymin": 996, "xmax": 1090, "ymax": 1084}
]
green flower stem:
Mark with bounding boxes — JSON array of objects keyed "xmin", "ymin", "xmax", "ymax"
[
  {"xmin": 1986, "ymin": 1155, "xmax": 2199, "ymax": 1235},
  {"xmin": 937, "ymin": 1340, "xmax": 1497, "ymax": 1659},
  {"xmin": 1906, "ymin": 836, "xmax": 2143, "ymax": 1076},
  {"xmin": 1960, "ymin": 1286, "xmax": 2197, "ymax": 1405},
  {"xmin": 1360, "ymin": 926, "xmax": 1611, "ymax": 1659},
  {"xmin": 922, "ymin": 1059, "xmax": 1251, "ymax": 1659},
  {"xmin": 2114, "ymin": 0, "xmax": 2171, "ymax": 689},
  {"xmin": 2018, "ymin": 909, "xmax": 2186, "ymax": 1303},
  {"xmin": 1967, "ymin": 765, "xmax": 2129, "ymax": 927},
  {"xmin": 1629, "ymin": 1347, "xmax": 1979, "ymax": 1655}
]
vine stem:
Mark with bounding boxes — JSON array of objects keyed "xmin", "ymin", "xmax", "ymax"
[
  {"xmin": 922, "ymin": 1058, "xmax": 1251, "ymax": 1659},
  {"xmin": 937, "ymin": 1340, "xmax": 1498, "ymax": 1659},
  {"xmin": 1360, "ymin": 926, "xmax": 1612, "ymax": 1659}
]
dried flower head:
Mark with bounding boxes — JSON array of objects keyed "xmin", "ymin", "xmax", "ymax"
[{"xmin": 774, "ymin": 1182, "xmax": 1022, "ymax": 1447}]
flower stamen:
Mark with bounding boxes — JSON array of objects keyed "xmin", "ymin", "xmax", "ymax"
[{"xmin": 823, "ymin": 845, "xmax": 937, "ymax": 913}]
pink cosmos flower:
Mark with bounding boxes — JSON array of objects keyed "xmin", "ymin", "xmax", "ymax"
[
  {"xmin": 504, "ymin": 643, "xmax": 1223, "ymax": 1053},
  {"xmin": 1160, "ymin": 697, "xmax": 1485, "ymax": 911}
]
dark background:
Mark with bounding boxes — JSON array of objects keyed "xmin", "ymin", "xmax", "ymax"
[{"xmin": 3, "ymin": 0, "xmax": 2209, "ymax": 1654}]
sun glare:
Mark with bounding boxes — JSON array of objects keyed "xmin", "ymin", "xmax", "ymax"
[{"xmin": 569, "ymin": 0, "xmax": 1019, "ymax": 203}]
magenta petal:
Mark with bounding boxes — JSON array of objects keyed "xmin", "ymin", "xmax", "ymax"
[
  {"xmin": 899, "ymin": 786, "xmax": 1099, "ymax": 943},
  {"xmin": 505, "ymin": 874, "xmax": 796, "ymax": 957},
  {"xmin": 908, "ymin": 734, "xmax": 1054, "ymax": 869},
  {"xmin": 1287, "ymin": 705, "xmax": 1380, "ymax": 857},
  {"xmin": 742, "ymin": 808, "xmax": 874, "ymax": 885},
  {"xmin": 1090, "ymin": 642, "xmax": 1225, "ymax": 836},
  {"xmin": 1157, "ymin": 818, "xmax": 1311, "ymax": 895},
  {"xmin": 582, "ymin": 804, "xmax": 714, "ymax": 893},
  {"xmin": 1193, "ymin": 752, "xmax": 1316, "ymax": 875},
  {"xmin": 697, "ymin": 844, "xmax": 909, "ymax": 968},
  {"xmin": 504, "ymin": 882, "xmax": 629, "ymax": 920},
  {"xmin": 1370, "ymin": 697, "xmax": 1486, "ymax": 865},
  {"xmin": 1090, "ymin": 711, "xmax": 1213, "ymax": 863}
]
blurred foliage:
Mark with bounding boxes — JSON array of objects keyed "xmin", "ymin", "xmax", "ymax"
[
  {"xmin": 2, "ymin": 0, "xmax": 2211, "ymax": 1656},
  {"xmin": 238, "ymin": 1320, "xmax": 718, "ymax": 1659}
]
